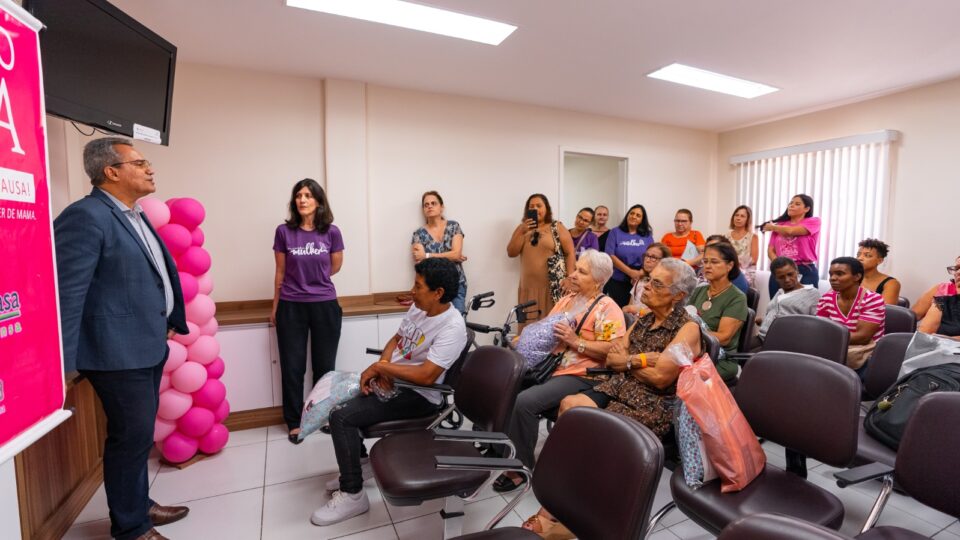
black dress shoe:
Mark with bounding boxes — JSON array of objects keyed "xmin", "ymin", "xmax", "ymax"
[{"xmin": 149, "ymin": 503, "xmax": 189, "ymax": 526}]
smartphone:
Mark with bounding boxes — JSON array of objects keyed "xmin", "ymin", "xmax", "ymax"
[{"xmin": 525, "ymin": 209, "xmax": 538, "ymax": 228}]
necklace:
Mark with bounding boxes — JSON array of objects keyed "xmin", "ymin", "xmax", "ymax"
[{"xmin": 702, "ymin": 283, "xmax": 733, "ymax": 312}]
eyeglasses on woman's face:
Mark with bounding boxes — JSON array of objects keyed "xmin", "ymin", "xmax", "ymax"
[
  {"xmin": 948, "ymin": 266, "xmax": 960, "ymax": 275},
  {"xmin": 644, "ymin": 253, "xmax": 662, "ymax": 261}
]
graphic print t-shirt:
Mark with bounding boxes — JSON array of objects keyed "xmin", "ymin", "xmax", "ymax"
[
  {"xmin": 390, "ymin": 304, "xmax": 467, "ymax": 404},
  {"xmin": 273, "ymin": 224, "xmax": 344, "ymax": 302}
]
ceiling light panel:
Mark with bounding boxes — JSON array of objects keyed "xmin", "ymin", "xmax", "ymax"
[
  {"xmin": 647, "ymin": 63, "xmax": 779, "ymax": 99},
  {"xmin": 286, "ymin": 0, "xmax": 517, "ymax": 46}
]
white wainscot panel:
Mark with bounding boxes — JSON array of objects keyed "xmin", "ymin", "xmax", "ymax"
[
  {"xmin": 376, "ymin": 312, "xmax": 405, "ymax": 344},
  {"xmin": 217, "ymin": 324, "xmax": 275, "ymax": 412},
  {"xmin": 335, "ymin": 315, "xmax": 380, "ymax": 375}
]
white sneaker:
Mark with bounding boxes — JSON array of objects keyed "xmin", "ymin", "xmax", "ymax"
[
  {"xmin": 324, "ymin": 460, "xmax": 372, "ymax": 491},
  {"xmin": 310, "ymin": 490, "xmax": 370, "ymax": 526}
]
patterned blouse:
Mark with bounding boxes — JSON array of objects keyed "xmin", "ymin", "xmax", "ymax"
[
  {"xmin": 592, "ymin": 304, "xmax": 694, "ymax": 437},
  {"xmin": 411, "ymin": 220, "xmax": 466, "ymax": 286}
]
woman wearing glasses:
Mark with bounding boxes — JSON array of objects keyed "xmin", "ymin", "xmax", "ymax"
[
  {"xmin": 918, "ymin": 258, "xmax": 960, "ymax": 339},
  {"xmin": 687, "ymin": 242, "xmax": 748, "ymax": 383},
  {"xmin": 661, "ymin": 209, "xmax": 705, "ymax": 267},
  {"xmin": 507, "ymin": 194, "xmax": 576, "ymax": 329},
  {"xmin": 912, "ymin": 256, "xmax": 960, "ymax": 319},
  {"xmin": 568, "ymin": 207, "xmax": 600, "ymax": 257},
  {"xmin": 603, "ymin": 204, "xmax": 655, "ymax": 307},
  {"xmin": 411, "ymin": 191, "xmax": 468, "ymax": 314},
  {"xmin": 272, "ymin": 179, "xmax": 344, "ymax": 444},
  {"xmin": 623, "ymin": 242, "xmax": 671, "ymax": 317}
]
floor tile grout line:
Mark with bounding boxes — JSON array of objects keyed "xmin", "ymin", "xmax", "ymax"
[{"xmin": 260, "ymin": 426, "xmax": 269, "ymax": 540}]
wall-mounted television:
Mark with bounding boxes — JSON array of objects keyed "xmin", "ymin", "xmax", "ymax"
[{"xmin": 25, "ymin": 0, "xmax": 177, "ymax": 145}]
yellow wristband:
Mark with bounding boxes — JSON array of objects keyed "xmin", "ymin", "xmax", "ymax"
[{"xmin": 639, "ymin": 353, "xmax": 648, "ymax": 369}]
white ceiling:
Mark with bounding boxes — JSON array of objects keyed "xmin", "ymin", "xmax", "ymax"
[{"xmin": 110, "ymin": 0, "xmax": 960, "ymax": 131}]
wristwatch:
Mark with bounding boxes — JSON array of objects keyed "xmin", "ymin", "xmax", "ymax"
[
  {"xmin": 626, "ymin": 357, "xmax": 633, "ymax": 371},
  {"xmin": 577, "ymin": 340, "xmax": 585, "ymax": 354}
]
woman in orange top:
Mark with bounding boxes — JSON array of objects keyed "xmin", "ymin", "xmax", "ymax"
[{"xmin": 661, "ymin": 208, "xmax": 705, "ymax": 266}]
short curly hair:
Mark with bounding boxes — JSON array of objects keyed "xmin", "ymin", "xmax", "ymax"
[
  {"xmin": 415, "ymin": 258, "xmax": 460, "ymax": 304},
  {"xmin": 858, "ymin": 238, "xmax": 890, "ymax": 259}
]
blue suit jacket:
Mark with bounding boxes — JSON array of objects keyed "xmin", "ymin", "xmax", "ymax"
[{"xmin": 55, "ymin": 189, "xmax": 188, "ymax": 372}]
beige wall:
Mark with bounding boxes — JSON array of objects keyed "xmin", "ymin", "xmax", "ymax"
[
  {"xmin": 716, "ymin": 76, "xmax": 960, "ymax": 301},
  {"xmin": 363, "ymin": 85, "xmax": 716, "ymax": 323},
  {"xmin": 48, "ymin": 64, "xmax": 717, "ymax": 319}
]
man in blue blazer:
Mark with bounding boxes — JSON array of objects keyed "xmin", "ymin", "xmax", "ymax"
[{"xmin": 55, "ymin": 138, "xmax": 191, "ymax": 540}]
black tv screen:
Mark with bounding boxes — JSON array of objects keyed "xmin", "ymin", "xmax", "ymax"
[{"xmin": 26, "ymin": 0, "xmax": 177, "ymax": 145}]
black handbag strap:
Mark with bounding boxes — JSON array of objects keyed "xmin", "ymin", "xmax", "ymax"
[{"xmin": 572, "ymin": 294, "xmax": 606, "ymax": 338}]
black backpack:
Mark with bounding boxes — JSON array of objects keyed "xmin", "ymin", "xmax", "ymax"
[{"xmin": 863, "ymin": 363, "xmax": 960, "ymax": 450}]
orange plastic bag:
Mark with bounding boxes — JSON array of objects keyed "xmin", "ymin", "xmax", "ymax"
[{"xmin": 676, "ymin": 355, "xmax": 766, "ymax": 492}]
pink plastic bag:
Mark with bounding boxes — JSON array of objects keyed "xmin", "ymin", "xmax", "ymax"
[{"xmin": 676, "ymin": 355, "xmax": 766, "ymax": 493}]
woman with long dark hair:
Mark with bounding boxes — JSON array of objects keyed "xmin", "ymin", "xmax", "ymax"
[
  {"xmin": 272, "ymin": 178, "xmax": 344, "ymax": 443},
  {"xmin": 603, "ymin": 204, "xmax": 654, "ymax": 307},
  {"xmin": 762, "ymin": 194, "xmax": 821, "ymax": 299},
  {"xmin": 507, "ymin": 194, "xmax": 576, "ymax": 328}
]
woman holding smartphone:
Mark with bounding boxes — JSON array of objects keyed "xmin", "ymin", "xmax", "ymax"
[
  {"xmin": 507, "ymin": 194, "xmax": 576, "ymax": 329},
  {"xmin": 272, "ymin": 179, "xmax": 344, "ymax": 444}
]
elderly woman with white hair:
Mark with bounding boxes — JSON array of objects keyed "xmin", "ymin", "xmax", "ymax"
[
  {"xmin": 493, "ymin": 249, "xmax": 626, "ymax": 493},
  {"xmin": 518, "ymin": 258, "xmax": 703, "ymax": 536}
]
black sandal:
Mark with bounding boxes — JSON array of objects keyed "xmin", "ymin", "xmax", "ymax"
[
  {"xmin": 492, "ymin": 473, "xmax": 527, "ymax": 493},
  {"xmin": 288, "ymin": 430, "xmax": 303, "ymax": 445}
]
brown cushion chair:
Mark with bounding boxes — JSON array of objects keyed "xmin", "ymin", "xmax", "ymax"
[
  {"xmin": 453, "ymin": 407, "xmax": 665, "ymax": 539},
  {"xmin": 883, "ymin": 305, "xmax": 917, "ymax": 335},
  {"xmin": 669, "ymin": 350, "xmax": 862, "ymax": 535},
  {"xmin": 369, "ymin": 345, "xmax": 525, "ymax": 537},
  {"xmin": 719, "ymin": 392, "xmax": 960, "ymax": 539}
]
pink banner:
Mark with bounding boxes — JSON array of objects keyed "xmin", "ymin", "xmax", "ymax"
[{"xmin": 0, "ymin": 6, "xmax": 63, "ymax": 449}]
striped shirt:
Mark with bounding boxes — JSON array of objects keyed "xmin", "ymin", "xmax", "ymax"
[{"xmin": 816, "ymin": 287, "xmax": 885, "ymax": 342}]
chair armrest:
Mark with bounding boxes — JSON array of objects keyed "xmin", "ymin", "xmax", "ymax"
[
  {"xmin": 586, "ymin": 367, "xmax": 615, "ymax": 376},
  {"xmin": 834, "ymin": 462, "xmax": 894, "ymax": 488},
  {"xmin": 393, "ymin": 380, "xmax": 454, "ymax": 394},
  {"xmin": 365, "ymin": 348, "xmax": 384, "ymax": 356},
  {"xmin": 435, "ymin": 455, "xmax": 525, "ymax": 472},
  {"xmin": 466, "ymin": 322, "xmax": 495, "ymax": 334},
  {"xmin": 727, "ymin": 353, "xmax": 754, "ymax": 366},
  {"xmin": 433, "ymin": 429, "xmax": 510, "ymax": 442}
]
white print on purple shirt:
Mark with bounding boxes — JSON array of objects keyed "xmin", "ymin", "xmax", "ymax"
[{"xmin": 288, "ymin": 242, "xmax": 329, "ymax": 256}]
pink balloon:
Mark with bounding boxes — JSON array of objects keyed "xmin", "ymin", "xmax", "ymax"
[
  {"xmin": 177, "ymin": 406, "xmax": 215, "ymax": 438},
  {"xmin": 157, "ymin": 389, "xmax": 193, "ymax": 420},
  {"xmin": 193, "ymin": 379, "xmax": 227, "ymax": 410},
  {"xmin": 205, "ymin": 357, "xmax": 225, "ymax": 379},
  {"xmin": 157, "ymin": 224, "xmax": 192, "ymax": 256},
  {"xmin": 159, "ymin": 373, "xmax": 171, "ymax": 393},
  {"xmin": 213, "ymin": 399, "xmax": 230, "ymax": 423},
  {"xmin": 199, "ymin": 317, "xmax": 218, "ymax": 337},
  {"xmin": 185, "ymin": 294, "xmax": 216, "ymax": 325},
  {"xmin": 191, "ymin": 227, "xmax": 205, "ymax": 247},
  {"xmin": 171, "ymin": 361, "xmax": 208, "ymax": 393},
  {"xmin": 179, "ymin": 273, "xmax": 198, "ymax": 303},
  {"xmin": 165, "ymin": 197, "xmax": 180, "ymax": 206},
  {"xmin": 140, "ymin": 197, "xmax": 170, "ymax": 229},
  {"xmin": 197, "ymin": 272, "xmax": 214, "ymax": 295},
  {"xmin": 162, "ymin": 431, "xmax": 199, "ymax": 463},
  {"xmin": 187, "ymin": 335, "xmax": 220, "ymax": 365},
  {"xmin": 154, "ymin": 417, "xmax": 177, "ymax": 442},
  {"xmin": 173, "ymin": 321, "xmax": 200, "ymax": 346},
  {"xmin": 199, "ymin": 423, "xmax": 229, "ymax": 454},
  {"xmin": 163, "ymin": 341, "xmax": 187, "ymax": 373},
  {"xmin": 178, "ymin": 246, "xmax": 211, "ymax": 276},
  {"xmin": 169, "ymin": 198, "xmax": 206, "ymax": 230}
]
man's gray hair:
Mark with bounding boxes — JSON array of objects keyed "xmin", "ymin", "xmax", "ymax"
[
  {"xmin": 578, "ymin": 249, "xmax": 614, "ymax": 288},
  {"xmin": 84, "ymin": 137, "xmax": 132, "ymax": 186},
  {"xmin": 660, "ymin": 258, "xmax": 698, "ymax": 298}
]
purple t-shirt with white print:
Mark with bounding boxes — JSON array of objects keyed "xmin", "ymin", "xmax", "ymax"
[{"xmin": 273, "ymin": 224, "xmax": 344, "ymax": 302}]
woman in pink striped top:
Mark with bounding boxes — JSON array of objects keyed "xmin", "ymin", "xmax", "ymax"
[{"xmin": 816, "ymin": 257, "xmax": 885, "ymax": 378}]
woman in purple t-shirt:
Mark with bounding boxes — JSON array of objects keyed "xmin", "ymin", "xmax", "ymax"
[
  {"xmin": 762, "ymin": 194, "xmax": 821, "ymax": 300},
  {"xmin": 272, "ymin": 179, "xmax": 345, "ymax": 443},
  {"xmin": 603, "ymin": 204, "xmax": 654, "ymax": 307}
]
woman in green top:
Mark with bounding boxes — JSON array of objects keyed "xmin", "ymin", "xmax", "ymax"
[{"xmin": 688, "ymin": 242, "xmax": 747, "ymax": 382}]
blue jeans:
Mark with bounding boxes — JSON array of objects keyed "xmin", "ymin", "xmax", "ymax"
[
  {"xmin": 769, "ymin": 263, "xmax": 819, "ymax": 299},
  {"xmin": 81, "ymin": 362, "xmax": 164, "ymax": 540},
  {"xmin": 452, "ymin": 282, "xmax": 468, "ymax": 315}
]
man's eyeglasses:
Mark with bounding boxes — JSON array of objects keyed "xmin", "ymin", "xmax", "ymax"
[
  {"xmin": 110, "ymin": 159, "xmax": 152, "ymax": 169},
  {"xmin": 948, "ymin": 266, "xmax": 960, "ymax": 275}
]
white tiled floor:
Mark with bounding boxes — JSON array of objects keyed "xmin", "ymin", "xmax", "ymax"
[{"xmin": 66, "ymin": 423, "xmax": 959, "ymax": 539}]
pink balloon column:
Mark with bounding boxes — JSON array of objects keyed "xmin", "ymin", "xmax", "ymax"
[{"xmin": 142, "ymin": 196, "xmax": 230, "ymax": 463}]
